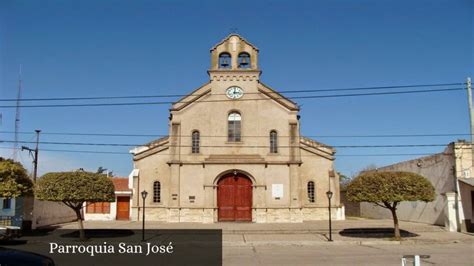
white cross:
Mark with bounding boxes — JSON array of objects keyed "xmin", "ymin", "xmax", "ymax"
[{"xmin": 230, "ymin": 37, "xmax": 239, "ymax": 52}]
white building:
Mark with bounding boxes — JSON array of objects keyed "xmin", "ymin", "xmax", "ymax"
[{"xmin": 84, "ymin": 178, "xmax": 133, "ymax": 221}]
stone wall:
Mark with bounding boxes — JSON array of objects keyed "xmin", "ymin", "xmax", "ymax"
[
  {"xmin": 340, "ymin": 191, "xmax": 360, "ymax": 217},
  {"xmin": 133, "ymin": 207, "xmax": 344, "ymax": 223},
  {"xmin": 33, "ymin": 199, "xmax": 76, "ymax": 228}
]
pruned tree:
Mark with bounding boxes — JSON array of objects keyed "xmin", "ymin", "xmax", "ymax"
[
  {"xmin": 0, "ymin": 157, "xmax": 33, "ymax": 198},
  {"xmin": 35, "ymin": 171, "xmax": 115, "ymax": 240},
  {"xmin": 346, "ymin": 171, "xmax": 435, "ymax": 239}
]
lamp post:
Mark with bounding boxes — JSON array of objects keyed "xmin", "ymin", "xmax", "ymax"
[
  {"xmin": 141, "ymin": 190, "xmax": 148, "ymax": 242},
  {"xmin": 326, "ymin": 190, "xmax": 333, "ymax": 242}
]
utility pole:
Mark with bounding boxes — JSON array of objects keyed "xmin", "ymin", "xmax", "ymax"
[
  {"xmin": 21, "ymin": 130, "xmax": 41, "ymax": 182},
  {"xmin": 33, "ymin": 129, "xmax": 40, "ymax": 182},
  {"xmin": 467, "ymin": 77, "xmax": 473, "ymax": 174}
]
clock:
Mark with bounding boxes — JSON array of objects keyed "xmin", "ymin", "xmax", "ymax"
[{"xmin": 226, "ymin": 86, "xmax": 244, "ymax": 99}]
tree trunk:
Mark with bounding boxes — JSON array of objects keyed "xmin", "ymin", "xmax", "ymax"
[
  {"xmin": 389, "ymin": 207, "xmax": 400, "ymax": 240},
  {"xmin": 74, "ymin": 208, "xmax": 86, "ymax": 241}
]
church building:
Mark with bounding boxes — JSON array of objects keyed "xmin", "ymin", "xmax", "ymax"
[{"xmin": 129, "ymin": 34, "xmax": 344, "ymax": 223}]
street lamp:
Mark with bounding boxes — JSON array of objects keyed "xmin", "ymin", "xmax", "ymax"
[
  {"xmin": 326, "ymin": 190, "xmax": 333, "ymax": 242},
  {"xmin": 141, "ymin": 190, "xmax": 148, "ymax": 242}
]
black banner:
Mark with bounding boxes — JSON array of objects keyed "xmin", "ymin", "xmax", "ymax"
[{"xmin": 0, "ymin": 229, "xmax": 222, "ymax": 266}]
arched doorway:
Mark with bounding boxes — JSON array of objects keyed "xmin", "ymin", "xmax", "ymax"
[{"xmin": 217, "ymin": 173, "xmax": 252, "ymax": 221}]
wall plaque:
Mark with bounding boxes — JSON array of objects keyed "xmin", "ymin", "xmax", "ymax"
[{"xmin": 272, "ymin": 184, "xmax": 283, "ymax": 198}]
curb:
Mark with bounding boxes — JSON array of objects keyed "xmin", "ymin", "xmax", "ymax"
[
  {"xmin": 220, "ymin": 229, "xmax": 446, "ymax": 234},
  {"xmin": 222, "ymin": 239, "xmax": 472, "ymax": 247},
  {"xmin": 223, "ymin": 240, "xmax": 402, "ymax": 247}
]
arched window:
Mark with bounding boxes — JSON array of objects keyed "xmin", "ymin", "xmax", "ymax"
[
  {"xmin": 192, "ymin": 130, "xmax": 200, "ymax": 153},
  {"xmin": 238, "ymin": 52, "xmax": 250, "ymax": 69},
  {"xmin": 219, "ymin": 52, "xmax": 231, "ymax": 69},
  {"xmin": 307, "ymin": 181, "xmax": 315, "ymax": 203},
  {"xmin": 228, "ymin": 112, "xmax": 241, "ymax": 142},
  {"xmin": 270, "ymin": 130, "xmax": 278, "ymax": 153},
  {"xmin": 153, "ymin": 181, "xmax": 161, "ymax": 203}
]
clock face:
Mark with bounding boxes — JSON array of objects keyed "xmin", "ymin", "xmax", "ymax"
[{"xmin": 226, "ymin": 86, "xmax": 244, "ymax": 99}]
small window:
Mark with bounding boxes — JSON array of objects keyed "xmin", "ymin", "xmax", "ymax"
[
  {"xmin": 192, "ymin": 131, "xmax": 200, "ymax": 153},
  {"xmin": 238, "ymin": 52, "xmax": 250, "ymax": 68},
  {"xmin": 153, "ymin": 181, "xmax": 161, "ymax": 203},
  {"xmin": 307, "ymin": 181, "xmax": 315, "ymax": 203},
  {"xmin": 270, "ymin": 130, "xmax": 278, "ymax": 153},
  {"xmin": 2, "ymin": 198, "xmax": 11, "ymax": 209},
  {"xmin": 86, "ymin": 202, "xmax": 110, "ymax": 214},
  {"xmin": 219, "ymin": 52, "xmax": 231, "ymax": 69},
  {"xmin": 228, "ymin": 112, "xmax": 241, "ymax": 142}
]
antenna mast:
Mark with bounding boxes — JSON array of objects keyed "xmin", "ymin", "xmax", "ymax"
[{"xmin": 13, "ymin": 65, "xmax": 22, "ymax": 161}]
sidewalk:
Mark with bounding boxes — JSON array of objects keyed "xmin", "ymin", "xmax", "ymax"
[{"xmin": 54, "ymin": 218, "xmax": 473, "ymax": 246}]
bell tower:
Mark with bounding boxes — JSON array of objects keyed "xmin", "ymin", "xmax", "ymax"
[{"xmin": 209, "ymin": 34, "xmax": 261, "ymax": 77}]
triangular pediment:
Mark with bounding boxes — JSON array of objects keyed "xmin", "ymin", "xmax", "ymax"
[
  {"xmin": 169, "ymin": 81, "xmax": 299, "ymax": 112},
  {"xmin": 210, "ymin": 34, "xmax": 259, "ymax": 52}
]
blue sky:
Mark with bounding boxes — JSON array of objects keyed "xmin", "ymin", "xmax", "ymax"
[{"xmin": 0, "ymin": 0, "xmax": 473, "ymax": 177}]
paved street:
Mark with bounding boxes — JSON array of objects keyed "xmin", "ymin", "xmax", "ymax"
[{"xmin": 224, "ymin": 242, "xmax": 474, "ymax": 265}]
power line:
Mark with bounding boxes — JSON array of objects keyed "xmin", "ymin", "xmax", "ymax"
[
  {"xmin": 0, "ymin": 139, "xmax": 449, "ymax": 148},
  {"xmin": 0, "ymin": 130, "xmax": 469, "ymax": 138},
  {"xmin": 0, "ymin": 131, "xmax": 167, "ymax": 137},
  {"xmin": 0, "ymin": 146, "xmax": 452, "ymax": 157},
  {"xmin": 300, "ymin": 133, "xmax": 469, "ymax": 138},
  {"xmin": 0, "ymin": 82, "xmax": 464, "ymax": 102},
  {"xmin": 336, "ymin": 153, "xmax": 453, "ymax": 157},
  {"xmin": 0, "ymin": 146, "xmax": 128, "ymax": 155},
  {"xmin": 0, "ymin": 87, "xmax": 464, "ymax": 108},
  {"xmin": 277, "ymin": 83, "xmax": 465, "ymax": 94}
]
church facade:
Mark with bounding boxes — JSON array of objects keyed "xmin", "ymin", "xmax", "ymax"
[{"xmin": 129, "ymin": 34, "xmax": 344, "ymax": 223}]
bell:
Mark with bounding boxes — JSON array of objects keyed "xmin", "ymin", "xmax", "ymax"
[
  {"xmin": 221, "ymin": 59, "xmax": 229, "ymax": 67},
  {"xmin": 240, "ymin": 56, "xmax": 248, "ymax": 66}
]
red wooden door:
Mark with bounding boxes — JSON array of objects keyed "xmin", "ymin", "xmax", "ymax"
[
  {"xmin": 218, "ymin": 174, "xmax": 252, "ymax": 221},
  {"xmin": 116, "ymin": 196, "xmax": 130, "ymax": 220}
]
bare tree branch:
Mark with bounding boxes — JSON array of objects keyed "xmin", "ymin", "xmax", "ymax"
[
  {"xmin": 382, "ymin": 201, "xmax": 394, "ymax": 210},
  {"xmin": 373, "ymin": 202, "xmax": 387, "ymax": 208}
]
